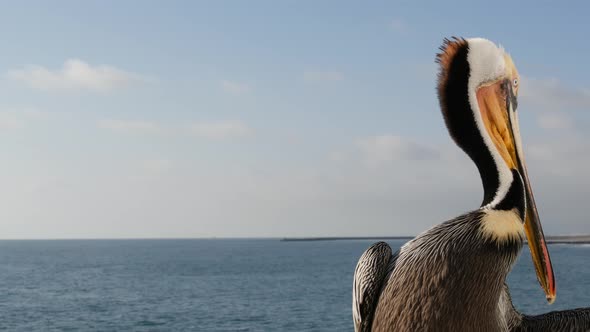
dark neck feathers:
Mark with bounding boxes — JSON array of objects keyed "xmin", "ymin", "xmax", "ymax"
[{"xmin": 436, "ymin": 39, "xmax": 524, "ymax": 215}]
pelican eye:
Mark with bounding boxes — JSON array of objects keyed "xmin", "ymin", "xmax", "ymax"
[{"xmin": 513, "ymin": 79, "xmax": 518, "ymax": 87}]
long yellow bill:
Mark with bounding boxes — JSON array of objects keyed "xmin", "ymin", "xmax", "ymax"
[
  {"xmin": 477, "ymin": 76, "xmax": 556, "ymax": 303},
  {"xmin": 520, "ymin": 160, "xmax": 556, "ymax": 303}
]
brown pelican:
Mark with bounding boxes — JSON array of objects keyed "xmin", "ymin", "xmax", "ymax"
[{"xmin": 352, "ymin": 37, "xmax": 590, "ymax": 331}]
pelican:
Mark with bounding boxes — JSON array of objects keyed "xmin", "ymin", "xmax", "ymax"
[{"xmin": 352, "ymin": 37, "xmax": 590, "ymax": 331}]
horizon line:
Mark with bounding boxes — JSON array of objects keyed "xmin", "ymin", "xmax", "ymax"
[{"xmin": 1, "ymin": 234, "xmax": 590, "ymax": 241}]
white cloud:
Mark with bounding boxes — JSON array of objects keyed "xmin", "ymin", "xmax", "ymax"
[
  {"xmin": 8, "ymin": 59, "xmax": 144, "ymax": 92},
  {"xmin": 2, "ymin": 127, "xmax": 590, "ymax": 238},
  {"xmin": 519, "ymin": 77, "xmax": 590, "ymax": 131},
  {"xmin": 355, "ymin": 134, "xmax": 439, "ymax": 168},
  {"xmin": 189, "ymin": 121, "xmax": 253, "ymax": 140},
  {"xmin": 303, "ymin": 70, "xmax": 344, "ymax": 82},
  {"xmin": 221, "ymin": 80, "xmax": 250, "ymax": 94},
  {"xmin": 98, "ymin": 119, "xmax": 254, "ymax": 140},
  {"xmin": 98, "ymin": 119, "xmax": 162, "ymax": 134},
  {"xmin": 520, "ymin": 77, "xmax": 590, "ymax": 112},
  {"xmin": 526, "ymin": 133, "xmax": 590, "ymax": 176}
]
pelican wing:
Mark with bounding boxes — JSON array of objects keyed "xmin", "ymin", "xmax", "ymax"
[
  {"xmin": 352, "ymin": 241, "xmax": 396, "ymax": 332},
  {"xmin": 514, "ymin": 309, "xmax": 590, "ymax": 332},
  {"xmin": 500, "ymin": 283, "xmax": 590, "ymax": 332}
]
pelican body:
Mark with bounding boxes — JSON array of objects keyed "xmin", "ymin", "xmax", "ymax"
[{"xmin": 352, "ymin": 38, "xmax": 590, "ymax": 331}]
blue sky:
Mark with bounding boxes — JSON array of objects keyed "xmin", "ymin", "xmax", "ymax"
[{"xmin": 1, "ymin": 1, "xmax": 589, "ymax": 238}]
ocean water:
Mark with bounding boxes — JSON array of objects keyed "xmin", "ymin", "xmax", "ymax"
[{"xmin": 0, "ymin": 239, "xmax": 588, "ymax": 331}]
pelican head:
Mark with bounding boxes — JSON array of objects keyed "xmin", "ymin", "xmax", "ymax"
[{"xmin": 436, "ymin": 37, "xmax": 556, "ymax": 303}]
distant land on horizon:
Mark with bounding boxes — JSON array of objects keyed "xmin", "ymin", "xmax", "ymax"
[
  {"xmin": 281, "ymin": 235, "xmax": 590, "ymax": 244},
  {"xmin": 0, "ymin": 235, "xmax": 589, "ymax": 243}
]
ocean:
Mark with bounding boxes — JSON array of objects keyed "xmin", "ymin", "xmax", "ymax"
[{"xmin": 0, "ymin": 239, "xmax": 588, "ymax": 331}]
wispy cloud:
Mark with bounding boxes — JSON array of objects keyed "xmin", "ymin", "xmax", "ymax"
[
  {"xmin": 221, "ymin": 80, "xmax": 250, "ymax": 94},
  {"xmin": 189, "ymin": 121, "xmax": 253, "ymax": 140},
  {"xmin": 303, "ymin": 70, "xmax": 344, "ymax": 83},
  {"xmin": 98, "ymin": 119, "xmax": 162, "ymax": 134},
  {"xmin": 520, "ymin": 77, "xmax": 590, "ymax": 112},
  {"xmin": 536, "ymin": 112, "xmax": 573, "ymax": 130},
  {"xmin": 355, "ymin": 134, "xmax": 439, "ymax": 168},
  {"xmin": 7, "ymin": 59, "xmax": 145, "ymax": 92},
  {"xmin": 526, "ymin": 133, "xmax": 590, "ymax": 178},
  {"xmin": 98, "ymin": 119, "xmax": 254, "ymax": 140}
]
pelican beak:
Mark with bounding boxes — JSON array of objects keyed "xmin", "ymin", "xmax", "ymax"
[
  {"xmin": 506, "ymin": 82, "xmax": 557, "ymax": 304},
  {"xmin": 520, "ymin": 150, "xmax": 556, "ymax": 303},
  {"xmin": 477, "ymin": 76, "xmax": 556, "ymax": 303}
]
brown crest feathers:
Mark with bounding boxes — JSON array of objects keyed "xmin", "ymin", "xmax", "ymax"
[
  {"xmin": 435, "ymin": 36, "xmax": 467, "ymax": 91},
  {"xmin": 434, "ymin": 37, "xmax": 469, "ymax": 149}
]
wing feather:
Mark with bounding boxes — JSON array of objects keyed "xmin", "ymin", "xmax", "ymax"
[
  {"xmin": 352, "ymin": 241, "xmax": 396, "ymax": 332},
  {"xmin": 500, "ymin": 283, "xmax": 590, "ymax": 332}
]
